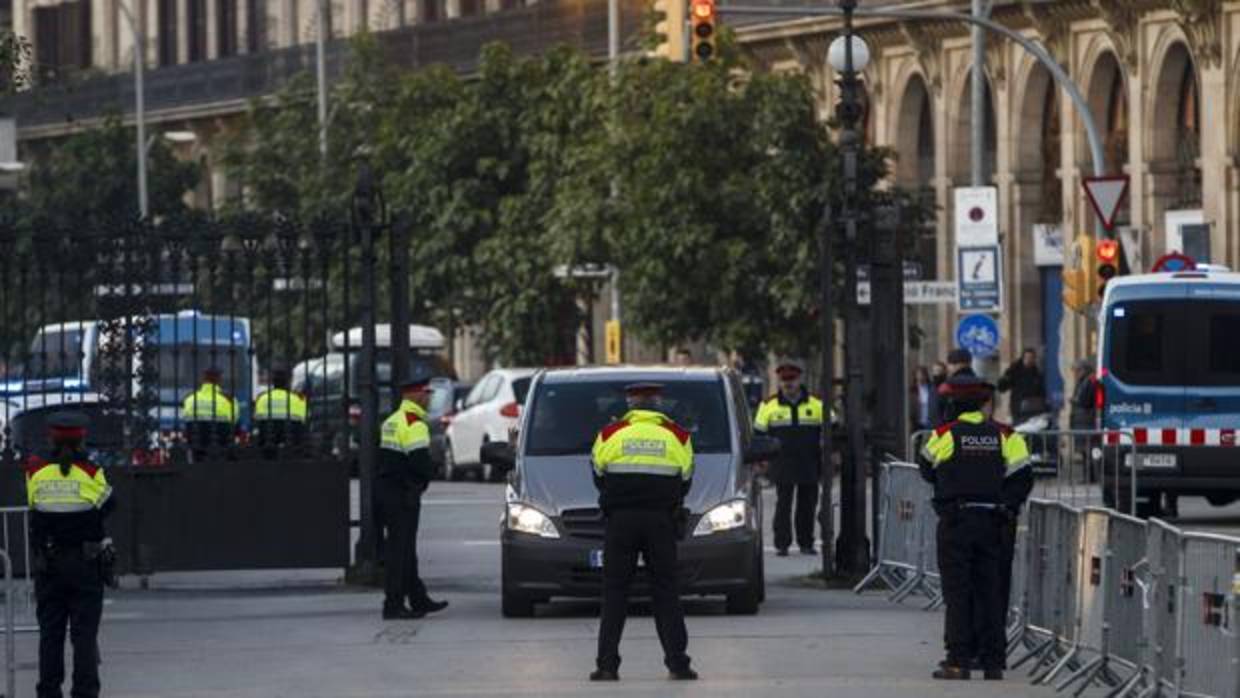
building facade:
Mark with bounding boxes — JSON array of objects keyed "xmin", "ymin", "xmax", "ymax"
[{"xmin": 737, "ymin": 0, "xmax": 1240, "ymax": 402}]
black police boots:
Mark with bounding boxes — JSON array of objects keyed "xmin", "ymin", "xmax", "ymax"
[
  {"xmin": 669, "ymin": 667, "xmax": 699, "ymax": 681},
  {"xmin": 932, "ymin": 665, "xmax": 970, "ymax": 680},
  {"xmin": 382, "ymin": 604, "xmax": 426, "ymax": 620},
  {"xmin": 410, "ymin": 598, "xmax": 449, "ymax": 615},
  {"xmin": 589, "ymin": 669, "xmax": 619, "ymax": 681}
]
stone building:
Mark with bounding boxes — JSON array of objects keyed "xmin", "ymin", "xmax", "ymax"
[{"xmin": 736, "ymin": 0, "xmax": 1240, "ymax": 402}]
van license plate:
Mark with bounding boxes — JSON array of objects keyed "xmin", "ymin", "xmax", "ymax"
[
  {"xmin": 589, "ymin": 550, "xmax": 604, "ymax": 568},
  {"xmin": 1126, "ymin": 453, "xmax": 1177, "ymax": 469}
]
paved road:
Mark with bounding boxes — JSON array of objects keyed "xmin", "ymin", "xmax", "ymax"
[{"xmin": 9, "ymin": 482, "xmax": 1118, "ymax": 698}]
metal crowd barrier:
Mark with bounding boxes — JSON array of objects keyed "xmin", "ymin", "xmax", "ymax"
[
  {"xmin": 1, "ymin": 547, "xmax": 13, "ymax": 698},
  {"xmin": 0, "ymin": 508, "xmax": 33, "ymax": 634},
  {"xmin": 859, "ymin": 454, "xmax": 1240, "ymax": 697},
  {"xmin": 853, "ymin": 462, "xmax": 938, "ymax": 601}
]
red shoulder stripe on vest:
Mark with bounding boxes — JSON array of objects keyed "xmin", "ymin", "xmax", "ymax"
[
  {"xmin": 660, "ymin": 419, "xmax": 691, "ymax": 445},
  {"xmin": 600, "ymin": 420, "xmax": 629, "ymax": 442},
  {"xmin": 74, "ymin": 461, "xmax": 100, "ymax": 478},
  {"xmin": 23, "ymin": 455, "xmax": 48, "ymax": 477},
  {"xmin": 405, "ymin": 412, "xmax": 422, "ymax": 426},
  {"xmin": 992, "ymin": 421, "xmax": 1013, "ymax": 436},
  {"xmin": 934, "ymin": 421, "xmax": 959, "ymax": 437}
]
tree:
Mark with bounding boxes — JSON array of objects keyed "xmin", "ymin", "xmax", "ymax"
[
  {"xmin": 0, "ymin": 31, "xmax": 32, "ymax": 94},
  {"xmin": 21, "ymin": 115, "xmax": 200, "ymax": 226}
]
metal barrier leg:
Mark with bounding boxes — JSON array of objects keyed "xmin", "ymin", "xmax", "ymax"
[
  {"xmin": 1, "ymin": 549, "xmax": 14, "ymax": 698},
  {"xmin": 1011, "ymin": 633, "xmax": 1056, "ymax": 671},
  {"xmin": 1105, "ymin": 669, "xmax": 1146, "ymax": 698},
  {"xmin": 852, "ymin": 563, "xmax": 890, "ymax": 594},
  {"xmin": 1033, "ymin": 641, "xmax": 1079, "ymax": 684}
]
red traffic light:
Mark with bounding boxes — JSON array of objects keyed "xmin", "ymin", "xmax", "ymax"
[
  {"xmin": 1096, "ymin": 239, "xmax": 1119, "ymax": 264},
  {"xmin": 691, "ymin": 0, "xmax": 714, "ymax": 20}
]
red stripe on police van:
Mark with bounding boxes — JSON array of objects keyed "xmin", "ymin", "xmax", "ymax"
[
  {"xmin": 1223, "ymin": 430, "xmax": 1237, "ymax": 446},
  {"xmin": 1162, "ymin": 429, "xmax": 1177, "ymax": 445},
  {"xmin": 1190, "ymin": 429, "xmax": 1206, "ymax": 446}
]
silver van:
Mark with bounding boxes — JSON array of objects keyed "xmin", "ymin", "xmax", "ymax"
[{"xmin": 483, "ymin": 366, "xmax": 778, "ymax": 617}]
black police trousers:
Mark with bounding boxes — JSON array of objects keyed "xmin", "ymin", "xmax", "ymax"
[
  {"xmin": 773, "ymin": 482, "xmax": 817, "ymax": 551},
  {"xmin": 597, "ymin": 508, "xmax": 691, "ymax": 673},
  {"xmin": 936, "ymin": 509, "xmax": 1004, "ymax": 669},
  {"xmin": 378, "ymin": 480, "xmax": 429, "ymax": 610},
  {"xmin": 35, "ymin": 548, "xmax": 104, "ymax": 698}
]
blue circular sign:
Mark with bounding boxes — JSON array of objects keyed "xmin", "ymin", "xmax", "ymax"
[{"xmin": 955, "ymin": 314, "xmax": 1000, "ymax": 358}]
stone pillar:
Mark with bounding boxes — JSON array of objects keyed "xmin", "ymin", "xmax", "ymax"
[{"xmin": 1198, "ymin": 60, "xmax": 1228, "ymax": 265}]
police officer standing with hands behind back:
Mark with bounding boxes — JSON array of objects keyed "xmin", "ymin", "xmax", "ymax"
[
  {"xmin": 754, "ymin": 360, "xmax": 826, "ymax": 556},
  {"xmin": 25, "ymin": 412, "xmax": 116, "ymax": 698},
  {"xmin": 378, "ymin": 377, "xmax": 449, "ymax": 620},
  {"xmin": 590, "ymin": 382, "xmax": 697, "ymax": 682},
  {"xmin": 918, "ymin": 375, "xmax": 1032, "ymax": 681}
]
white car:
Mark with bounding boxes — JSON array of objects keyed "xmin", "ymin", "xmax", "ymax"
[{"xmin": 444, "ymin": 368, "xmax": 536, "ymax": 482}]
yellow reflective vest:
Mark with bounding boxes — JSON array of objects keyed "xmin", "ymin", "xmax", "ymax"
[
  {"xmin": 180, "ymin": 383, "xmax": 238, "ymax": 423},
  {"xmin": 379, "ymin": 399, "xmax": 435, "ymax": 484},
  {"xmin": 592, "ymin": 409, "xmax": 694, "ymax": 480},
  {"xmin": 26, "ymin": 459, "xmax": 112, "ymax": 513},
  {"xmin": 254, "ymin": 388, "xmax": 307, "ymax": 422},
  {"xmin": 754, "ymin": 390, "xmax": 827, "ymax": 484}
]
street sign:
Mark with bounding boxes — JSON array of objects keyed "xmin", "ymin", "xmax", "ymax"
[
  {"xmin": 956, "ymin": 245, "xmax": 1003, "ymax": 312},
  {"xmin": 955, "ymin": 314, "xmax": 1000, "ymax": 359},
  {"xmin": 954, "ymin": 187, "xmax": 998, "ymax": 246},
  {"xmin": 1151, "ymin": 252, "xmax": 1196, "ymax": 272},
  {"xmin": 604, "ymin": 320, "xmax": 622, "ymax": 364},
  {"xmin": 857, "ymin": 281, "xmax": 956, "ymax": 306},
  {"xmin": 1083, "ymin": 176, "xmax": 1129, "ymax": 231}
]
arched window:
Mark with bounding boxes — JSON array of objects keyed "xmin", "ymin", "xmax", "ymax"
[
  {"xmin": 1175, "ymin": 60, "xmax": 1202, "ymax": 206},
  {"xmin": 917, "ymin": 89, "xmax": 934, "ymax": 185},
  {"xmin": 1104, "ymin": 64, "xmax": 1128, "ymax": 175},
  {"xmin": 1039, "ymin": 83, "xmax": 1061, "ymax": 221}
]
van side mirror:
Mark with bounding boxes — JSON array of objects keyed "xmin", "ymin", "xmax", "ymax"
[
  {"xmin": 481, "ymin": 441, "xmax": 516, "ymax": 472},
  {"xmin": 744, "ymin": 435, "xmax": 780, "ymax": 464}
]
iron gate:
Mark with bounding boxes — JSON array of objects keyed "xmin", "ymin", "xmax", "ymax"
[{"xmin": 0, "ymin": 212, "xmax": 393, "ymax": 574}]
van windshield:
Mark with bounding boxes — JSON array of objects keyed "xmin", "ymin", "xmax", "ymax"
[
  {"xmin": 28, "ymin": 328, "xmax": 88, "ymax": 378},
  {"xmin": 524, "ymin": 379, "xmax": 730, "ymax": 456},
  {"xmin": 1108, "ymin": 300, "xmax": 1240, "ymax": 386}
]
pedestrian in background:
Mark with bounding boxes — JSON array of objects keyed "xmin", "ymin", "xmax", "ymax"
[
  {"xmin": 997, "ymin": 348, "xmax": 1047, "ymax": 424},
  {"xmin": 911, "ymin": 366, "xmax": 935, "ymax": 431},
  {"xmin": 1069, "ymin": 358, "xmax": 1097, "ymax": 431},
  {"xmin": 919, "ymin": 375, "xmax": 1032, "ymax": 681},
  {"xmin": 935, "ymin": 349, "xmax": 974, "ymax": 425},
  {"xmin": 754, "ymin": 360, "xmax": 826, "ymax": 556},
  {"xmin": 378, "ymin": 377, "xmax": 449, "ymax": 620},
  {"xmin": 180, "ymin": 366, "xmax": 238, "ymax": 458},
  {"xmin": 26, "ymin": 412, "xmax": 116, "ymax": 698},
  {"xmin": 590, "ymin": 382, "xmax": 697, "ymax": 682}
]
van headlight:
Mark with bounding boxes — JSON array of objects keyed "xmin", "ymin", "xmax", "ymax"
[
  {"xmin": 506, "ymin": 503, "xmax": 560, "ymax": 539},
  {"xmin": 693, "ymin": 499, "xmax": 747, "ymax": 537}
]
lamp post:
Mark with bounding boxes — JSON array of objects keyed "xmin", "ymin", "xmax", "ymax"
[{"xmin": 827, "ymin": 0, "xmax": 871, "ymax": 577}]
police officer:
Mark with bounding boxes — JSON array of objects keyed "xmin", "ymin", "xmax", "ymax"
[
  {"xmin": 180, "ymin": 367, "xmax": 238, "ymax": 457},
  {"xmin": 918, "ymin": 375, "xmax": 1032, "ymax": 681},
  {"xmin": 253, "ymin": 368, "xmax": 308, "ymax": 457},
  {"xmin": 25, "ymin": 412, "xmax": 115, "ymax": 698},
  {"xmin": 378, "ymin": 377, "xmax": 449, "ymax": 620},
  {"xmin": 754, "ymin": 360, "xmax": 826, "ymax": 556},
  {"xmin": 935, "ymin": 348, "xmax": 976, "ymax": 421},
  {"xmin": 590, "ymin": 382, "xmax": 697, "ymax": 682}
]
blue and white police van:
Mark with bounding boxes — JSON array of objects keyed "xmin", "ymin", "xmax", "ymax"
[{"xmin": 1097, "ymin": 267, "xmax": 1240, "ymax": 517}]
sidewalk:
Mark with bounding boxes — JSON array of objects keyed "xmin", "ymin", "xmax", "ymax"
[{"xmin": 9, "ymin": 557, "xmax": 1102, "ymax": 698}]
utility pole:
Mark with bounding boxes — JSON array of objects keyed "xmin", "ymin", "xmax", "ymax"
[
  {"xmin": 971, "ymin": 0, "xmax": 988, "ymax": 186},
  {"xmin": 316, "ymin": 0, "xmax": 329, "ymax": 160},
  {"xmin": 390, "ymin": 215, "xmax": 411, "ymax": 405},
  {"xmin": 868, "ymin": 205, "xmax": 906, "ymax": 555},
  {"xmin": 831, "ymin": 0, "xmax": 870, "ymax": 577},
  {"xmin": 817, "ymin": 205, "xmax": 836, "ymax": 579}
]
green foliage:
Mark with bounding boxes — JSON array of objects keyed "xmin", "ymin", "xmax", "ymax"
[
  {"xmin": 0, "ymin": 31, "xmax": 32, "ymax": 94},
  {"xmin": 20, "ymin": 115, "xmax": 201, "ymax": 226},
  {"xmin": 221, "ymin": 40, "xmax": 931, "ymax": 364}
]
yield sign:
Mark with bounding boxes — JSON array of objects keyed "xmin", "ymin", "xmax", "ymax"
[{"xmin": 1083, "ymin": 176, "xmax": 1130, "ymax": 231}]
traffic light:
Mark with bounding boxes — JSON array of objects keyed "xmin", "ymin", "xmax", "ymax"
[
  {"xmin": 1096, "ymin": 238, "xmax": 1121, "ymax": 299},
  {"xmin": 651, "ymin": 0, "xmax": 687, "ymax": 62},
  {"xmin": 1061, "ymin": 235, "xmax": 1097, "ymax": 313},
  {"xmin": 690, "ymin": 0, "xmax": 716, "ymax": 63}
]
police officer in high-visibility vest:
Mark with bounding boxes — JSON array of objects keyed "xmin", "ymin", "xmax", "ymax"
[
  {"xmin": 253, "ymin": 368, "xmax": 307, "ymax": 456},
  {"xmin": 754, "ymin": 360, "xmax": 826, "ymax": 556},
  {"xmin": 378, "ymin": 377, "xmax": 449, "ymax": 620},
  {"xmin": 590, "ymin": 382, "xmax": 697, "ymax": 682},
  {"xmin": 918, "ymin": 375, "xmax": 1032, "ymax": 681},
  {"xmin": 180, "ymin": 367, "xmax": 238, "ymax": 457},
  {"xmin": 26, "ymin": 412, "xmax": 116, "ymax": 698}
]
